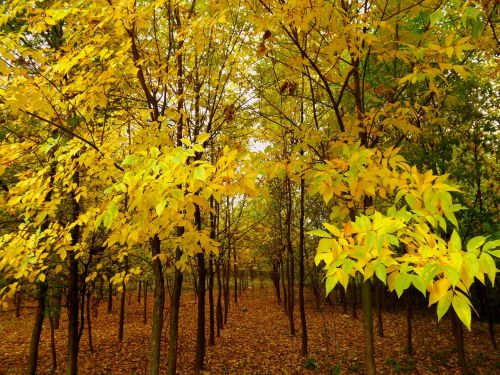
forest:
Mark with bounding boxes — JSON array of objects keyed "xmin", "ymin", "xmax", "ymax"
[{"xmin": 0, "ymin": 0, "xmax": 499, "ymax": 374}]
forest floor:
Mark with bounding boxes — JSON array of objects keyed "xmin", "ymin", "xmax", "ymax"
[{"xmin": 0, "ymin": 283, "xmax": 499, "ymax": 374}]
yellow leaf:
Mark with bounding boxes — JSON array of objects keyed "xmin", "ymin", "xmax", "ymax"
[{"xmin": 429, "ymin": 278, "xmax": 451, "ymax": 305}]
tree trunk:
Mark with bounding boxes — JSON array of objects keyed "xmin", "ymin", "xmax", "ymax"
[
  {"xmin": 452, "ymin": 311, "xmax": 469, "ymax": 375},
  {"xmin": 361, "ymin": 280, "xmax": 376, "ymax": 375},
  {"xmin": 351, "ymin": 281, "xmax": 357, "ymax": 319},
  {"xmin": 233, "ymin": 242, "xmax": 238, "ymax": 305},
  {"xmin": 208, "ymin": 255, "xmax": 215, "ymax": 346},
  {"xmin": 27, "ymin": 282, "xmax": 47, "ymax": 375},
  {"xmin": 281, "ymin": 257, "xmax": 288, "ymax": 315},
  {"xmin": 216, "ymin": 260, "xmax": 223, "ymax": 336},
  {"xmin": 406, "ymin": 288, "xmax": 413, "ymax": 355},
  {"xmin": 285, "ymin": 177, "xmax": 295, "ymax": 336},
  {"xmin": 272, "ymin": 261, "xmax": 281, "ymax": 305},
  {"xmin": 167, "ymin": 244, "xmax": 184, "ymax": 375},
  {"xmin": 149, "ymin": 235, "xmax": 164, "ymax": 375},
  {"xmin": 376, "ymin": 279, "xmax": 384, "ymax": 337},
  {"xmin": 118, "ymin": 281, "xmax": 126, "ymax": 341},
  {"xmin": 86, "ymin": 290, "xmax": 94, "ymax": 352},
  {"xmin": 478, "ymin": 283, "xmax": 497, "ymax": 350},
  {"xmin": 49, "ymin": 315, "xmax": 57, "ymax": 372},
  {"xmin": 298, "ymin": 176, "xmax": 307, "ymax": 355},
  {"xmin": 107, "ymin": 281, "xmax": 113, "ymax": 314},
  {"xmin": 15, "ymin": 290, "xmax": 21, "ymax": 318},
  {"xmin": 67, "ymin": 251, "xmax": 79, "ymax": 375},
  {"xmin": 143, "ymin": 281, "xmax": 148, "ymax": 325},
  {"xmin": 138, "ymin": 280, "xmax": 142, "ymax": 303},
  {"xmin": 194, "ymin": 251, "xmax": 206, "ymax": 372}
]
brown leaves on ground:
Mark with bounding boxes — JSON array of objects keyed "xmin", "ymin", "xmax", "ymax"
[{"xmin": 0, "ymin": 285, "xmax": 499, "ymax": 374}]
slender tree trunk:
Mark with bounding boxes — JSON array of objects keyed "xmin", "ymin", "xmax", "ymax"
[
  {"xmin": 478, "ymin": 283, "xmax": 497, "ymax": 350},
  {"xmin": 224, "ymin": 253, "xmax": 230, "ymax": 325},
  {"xmin": 138, "ymin": 280, "xmax": 142, "ymax": 303},
  {"xmin": 351, "ymin": 281, "xmax": 357, "ymax": 319},
  {"xmin": 15, "ymin": 290, "xmax": 21, "ymax": 318},
  {"xmin": 86, "ymin": 290, "xmax": 94, "ymax": 352},
  {"xmin": 67, "ymin": 251, "xmax": 79, "ymax": 375},
  {"xmin": 361, "ymin": 280, "xmax": 376, "ymax": 375},
  {"xmin": 216, "ymin": 261, "xmax": 223, "ymax": 336},
  {"xmin": 149, "ymin": 235, "xmax": 164, "ymax": 375},
  {"xmin": 406, "ymin": 288, "xmax": 413, "ymax": 354},
  {"xmin": 194, "ymin": 251, "xmax": 206, "ymax": 372},
  {"xmin": 143, "ymin": 281, "xmax": 148, "ymax": 325},
  {"xmin": 208, "ymin": 255, "xmax": 215, "ymax": 346},
  {"xmin": 298, "ymin": 176, "xmax": 307, "ymax": 355},
  {"xmin": 341, "ymin": 287, "xmax": 347, "ymax": 314},
  {"xmin": 233, "ymin": 242, "xmax": 238, "ymax": 304},
  {"xmin": 107, "ymin": 281, "xmax": 113, "ymax": 314},
  {"xmin": 452, "ymin": 310, "xmax": 469, "ymax": 375},
  {"xmin": 167, "ymin": 243, "xmax": 184, "ymax": 375},
  {"xmin": 272, "ymin": 262, "xmax": 281, "ymax": 305},
  {"xmin": 49, "ymin": 315, "xmax": 57, "ymax": 372},
  {"xmin": 118, "ymin": 281, "xmax": 126, "ymax": 341},
  {"xmin": 285, "ymin": 177, "xmax": 295, "ymax": 336},
  {"xmin": 280, "ymin": 257, "xmax": 288, "ymax": 315},
  {"xmin": 27, "ymin": 282, "xmax": 48, "ymax": 375},
  {"xmin": 376, "ymin": 280, "xmax": 384, "ymax": 337}
]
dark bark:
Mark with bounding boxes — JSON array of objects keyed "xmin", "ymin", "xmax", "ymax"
[
  {"xmin": 27, "ymin": 282, "xmax": 48, "ymax": 375},
  {"xmin": 118, "ymin": 281, "xmax": 126, "ymax": 341},
  {"xmin": 149, "ymin": 235, "xmax": 164, "ymax": 375},
  {"xmin": 49, "ymin": 315, "xmax": 57, "ymax": 372},
  {"xmin": 194, "ymin": 252, "xmax": 206, "ymax": 372},
  {"xmin": 167, "ymin": 244, "xmax": 184, "ymax": 375},
  {"xmin": 107, "ymin": 281, "xmax": 113, "ymax": 314},
  {"xmin": 208, "ymin": 255, "xmax": 215, "ymax": 346},
  {"xmin": 478, "ymin": 283, "xmax": 497, "ymax": 350},
  {"xmin": 143, "ymin": 281, "xmax": 148, "ymax": 325},
  {"xmin": 285, "ymin": 177, "xmax": 295, "ymax": 336},
  {"xmin": 351, "ymin": 281, "xmax": 357, "ymax": 319},
  {"xmin": 15, "ymin": 290, "xmax": 21, "ymax": 318},
  {"xmin": 376, "ymin": 280, "xmax": 384, "ymax": 337},
  {"xmin": 67, "ymin": 251, "xmax": 80, "ymax": 375},
  {"xmin": 138, "ymin": 280, "xmax": 142, "ymax": 303},
  {"xmin": 361, "ymin": 280, "xmax": 376, "ymax": 375},
  {"xmin": 406, "ymin": 288, "xmax": 413, "ymax": 355},
  {"xmin": 281, "ymin": 256, "xmax": 288, "ymax": 315},
  {"xmin": 216, "ymin": 260, "xmax": 223, "ymax": 336},
  {"xmin": 452, "ymin": 310, "xmax": 469, "ymax": 375},
  {"xmin": 298, "ymin": 176, "xmax": 307, "ymax": 355},
  {"xmin": 86, "ymin": 289, "xmax": 94, "ymax": 352},
  {"xmin": 272, "ymin": 261, "xmax": 281, "ymax": 305}
]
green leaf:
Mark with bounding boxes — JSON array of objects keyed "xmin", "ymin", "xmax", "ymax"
[
  {"xmin": 121, "ymin": 154, "xmax": 139, "ymax": 166},
  {"xmin": 411, "ymin": 275, "xmax": 427, "ymax": 296},
  {"xmin": 466, "ymin": 236, "xmax": 486, "ymax": 252},
  {"xmin": 395, "ymin": 273, "xmax": 412, "ymax": 297},
  {"xmin": 196, "ymin": 133, "xmax": 211, "ymax": 144},
  {"xmin": 323, "ymin": 223, "xmax": 341, "ymax": 237},
  {"xmin": 437, "ymin": 290, "xmax": 453, "ymax": 321},
  {"xmin": 483, "ymin": 239, "xmax": 500, "ymax": 252},
  {"xmin": 375, "ymin": 263, "xmax": 387, "ymax": 284},
  {"xmin": 325, "ymin": 275, "xmax": 338, "ymax": 295},
  {"xmin": 193, "ymin": 165, "xmax": 207, "ymax": 181},
  {"xmin": 308, "ymin": 229, "xmax": 332, "ymax": 238},
  {"xmin": 452, "ymin": 293, "xmax": 472, "ymax": 330},
  {"xmin": 155, "ymin": 200, "xmax": 167, "ymax": 217},
  {"xmin": 430, "ymin": 9, "xmax": 444, "ymax": 26},
  {"xmin": 450, "ymin": 230, "xmax": 462, "ymax": 252},
  {"xmin": 479, "ymin": 253, "xmax": 497, "ymax": 285}
]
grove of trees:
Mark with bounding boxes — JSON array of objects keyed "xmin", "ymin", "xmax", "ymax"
[{"xmin": 0, "ymin": 0, "xmax": 498, "ymax": 374}]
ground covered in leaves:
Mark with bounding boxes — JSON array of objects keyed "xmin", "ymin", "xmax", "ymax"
[{"xmin": 0, "ymin": 284, "xmax": 499, "ymax": 374}]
